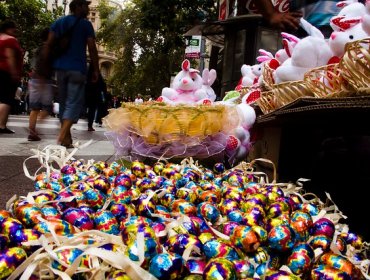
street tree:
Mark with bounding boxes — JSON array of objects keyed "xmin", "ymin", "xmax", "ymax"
[
  {"xmin": 97, "ymin": 0, "xmax": 217, "ymax": 99},
  {"xmin": 0, "ymin": 0, "xmax": 62, "ymax": 77}
]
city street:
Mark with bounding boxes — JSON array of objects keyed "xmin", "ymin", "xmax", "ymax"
[{"xmin": 0, "ymin": 114, "xmax": 116, "ymax": 209}]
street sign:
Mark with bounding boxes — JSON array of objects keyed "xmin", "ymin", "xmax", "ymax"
[{"xmin": 185, "ymin": 35, "xmax": 202, "ymax": 59}]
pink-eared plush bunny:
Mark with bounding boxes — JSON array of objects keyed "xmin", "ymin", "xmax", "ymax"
[
  {"xmin": 329, "ymin": 20, "xmax": 368, "ymax": 57},
  {"xmin": 201, "ymin": 68, "xmax": 217, "ymax": 101},
  {"xmin": 275, "ymin": 18, "xmax": 333, "ymax": 83},
  {"xmin": 160, "ymin": 59, "xmax": 209, "ymax": 104}
]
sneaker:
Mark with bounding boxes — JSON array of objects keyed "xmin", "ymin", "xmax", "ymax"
[
  {"xmin": 0, "ymin": 127, "xmax": 15, "ymax": 134},
  {"xmin": 88, "ymin": 127, "xmax": 95, "ymax": 131},
  {"xmin": 28, "ymin": 134, "xmax": 41, "ymax": 141}
]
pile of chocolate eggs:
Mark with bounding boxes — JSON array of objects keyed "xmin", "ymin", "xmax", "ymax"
[{"xmin": 0, "ymin": 158, "xmax": 369, "ymax": 279}]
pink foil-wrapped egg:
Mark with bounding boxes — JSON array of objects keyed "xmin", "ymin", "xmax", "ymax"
[
  {"xmin": 62, "ymin": 207, "xmax": 94, "ymax": 231},
  {"xmin": 310, "ymin": 218, "xmax": 335, "ymax": 239}
]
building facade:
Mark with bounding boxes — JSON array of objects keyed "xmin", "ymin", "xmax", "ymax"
[{"xmin": 45, "ymin": 0, "xmax": 121, "ymax": 79}]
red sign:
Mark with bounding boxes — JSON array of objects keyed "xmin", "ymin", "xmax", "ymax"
[{"xmin": 185, "ymin": 52, "xmax": 201, "ymax": 59}]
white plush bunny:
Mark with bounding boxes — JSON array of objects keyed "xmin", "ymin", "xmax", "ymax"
[
  {"xmin": 329, "ymin": 20, "xmax": 368, "ymax": 57},
  {"xmin": 201, "ymin": 68, "xmax": 217, "ymax": 101},
  {"xmin": 226, "ymin": 103, "xmax": 256, "ymax": 164},
  {"xmin": 240, "ymin": 64, "xmax": 257, "ymax": 87},
  {"xmin": 160, "ymin": 59, "xmax": 209, "ymax": 104},
  {"xmin": 275, "ymin": 18, "xmax": 333, "ymax": 83}
]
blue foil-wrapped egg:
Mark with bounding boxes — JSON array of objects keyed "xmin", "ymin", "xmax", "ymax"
[
  {"xmin": 287, "ymin": 243, "xmax": 315, "ymax": 275},
  {"xmin": 149, "ymin": 253, "xmax": 185, "ymax": 280},
  {"xmin": 268, "ymin": 225, "xmax": 295, "ymax": 252}
]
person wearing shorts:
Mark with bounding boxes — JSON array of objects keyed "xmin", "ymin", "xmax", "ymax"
[
  {"xmin": 27, "ymin": 28, "xmax": 54, "ymax": 141},
  {"xmin": 43, "ymin": 0, "xmax": 99, "ymax": 147}
]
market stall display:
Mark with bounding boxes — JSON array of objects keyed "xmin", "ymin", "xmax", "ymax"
[{"xmin": 1, "ymin": 145, "xmax": 369, "ymax": 279}]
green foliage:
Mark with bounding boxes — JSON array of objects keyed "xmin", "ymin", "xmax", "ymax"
[
  {"xmin": 0, "ymin": 0, "xmax": 61, "ymax": 77},
  {"xmin": 97, "ymin": 0, "xmax": 217, "ymax": 99}
]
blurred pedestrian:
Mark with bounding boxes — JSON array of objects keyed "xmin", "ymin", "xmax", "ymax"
[
  {"xmin": 134, "ymin": 94, "xmax": 143, "ymax": 104},
  {"xmin": 85, "ymin": 66, "xmax": 101, "ymax": 131},
  {"xmin": 27, "ymin": 28, "xmax": 54, "ymax": 141},
  {"xmin": 94, "ymin": 74, "xmax": 108, "ymax": 127},
  {"xmin": 0, "ymin": 20, "xmax": 23, "ymax": 134},
  {"xmin": 43, "ymin": 0, "xmax": 99, "ymax": 147}
]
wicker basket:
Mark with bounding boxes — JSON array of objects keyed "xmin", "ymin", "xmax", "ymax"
[
  {"xmin": 262, "ymin": 63, "xmax": 276, "ymax": 89},
  {"xmin": 304, "ymin": 63, "xmax": 354, "ymax": 98},
  {"xmin": 104, "ymin": 103, "xmax": 240, "ymax": 145},
  {"xmin": 340, "ymin": 38, "xmax": 370, "ymax": 93},
  {"xmin": 272, "ymin": 80, "xmax": 313, "ymax": 107},
  {"xmin": 256, "ymin": 90, "xmax": 278, "ymax": 114}
]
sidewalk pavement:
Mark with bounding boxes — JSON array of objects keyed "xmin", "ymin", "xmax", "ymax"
[{"xmin": 0, "ymin": 114, "xmax": 117, "ymax": 209}]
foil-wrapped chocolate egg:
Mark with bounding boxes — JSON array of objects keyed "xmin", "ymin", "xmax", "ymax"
[
  {"xmin": 172, "ymin": 199, "xmax": 197, "ymax": 216},
  {"xmin": 197, "ymin": 202, "xmax": 220, "ymax": 224},
  {"xmin": 52, "ymin": 248, "xmax": 88, "ymax": 271},
  {"xmin": 186, "ymin": 259, "xmax": 206, "ymax": 275},
  {"xmin": 310, "ymin": 235, "xmax": 332, "ymax": 251},
  {"xmin": 93, "ymin": 175, "xmax": 111, "ymax": 194},
  {"xmin": 106, "ymin": 270, "xmax": 131, "ymax": 280},
  {"xmin": 125, "ymin": 236, "xmax": 161, "ymax": 266},
  {"xmin": 233, "ymin": 259, "xmax": 255, "ymax": 278},
  {"xmin": 310, "ymin": 218, "xmax": 335, "ymax": 239},
  {"xmin": 1, "ymin": 217, "xmax": 24, "ymax": 237},
  {"xmin": 62, "ymin": 208, "xmax": 94, "ymax": 231},
  {"xmin": 61, "ymin": 164, "xmax": 76, "ymax": 175},
  {"xmin": 114, "ymin": 173, "xmax": 132, "ymax": 188},
  {"xmin": 11, "ymin": 228, "xmax": 41, "ymax": 251},
  {"xmin": 165, "ymin": 233, "xmax": 202, "ymax": 256},
  {"xmin": 230, "ymin": 225, "xmax": 260, "ymax": 253},
  {"xmin": 41, "ymin": 205, "xmax": 61, "ymax": 219},
  {"xmin": 131, "ymin": 160, "xmax": 146, "ymax": 178},
  {"xmin": 0, "ymin": 247, "xmax": 27, "ymax": 278},
  {"xmin": 287, "ymin": 243, "xmax": 315, "ymax": 275},
  {"xmin": 203, "ymin": 257, "xmax": 237, "ymax": 280},
  {"xmin": 268, "ymin": 225, "xmax": 295, "ymax": 252},
  {"xmin": 220, "ymin": 221, "xmax": 240, "ymax": 236},
  {"xmin": 311, "ymin": 264, "xmax": 351, "ymax": 280},
  {"xmin": 110, "ymin": 203, "xmax": 135, "ymax": 221},
  {"xmin": 203, "ymin": 239, "xmax": 240, "ymax": 261},
  {"xmin": 93, "ymin": 210, "xmax": 119, "ymax": 235},
  {"xmin": 213, "ymin": 163, "xmax": 225, "ymax": 174},
  {"xmin": 34, "ymin": 218, "xmax": 74, "ymax": 235},
  {"xmin": 14, "ymin": 204, "xmax": 43, "ymax": 227},
  {"xmin": 149, "ymin": 253, "xmax": 185, "ymax": 280},
  {"xmin": 290, "ymin": 210, "xmax": 313, "ymax": 242}
]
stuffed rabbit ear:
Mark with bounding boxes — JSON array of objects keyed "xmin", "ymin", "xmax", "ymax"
[
  {"xmin": 282, "ymin": 39, "xmax": 294, "ymax": 57},
  {"xmin": 300, "ymin": 18, "xmax": 324, "ymax": 39},
  {"xmin": 281, "ymin": 32, "xmax": 300, "ymax": 45},
  {"xmin": 208, "ymin": 69, "xmax": 217, "ymax": 85},
  {"xmin": 258, "ymin": 49, "xmax": 274, "ymax": 58},
  {"xmin": 182, "ymin": 59, "xmax": 190, "ymax": 71},
  {"xmin": 241, "ymin": 64, "xmax": 252, "ymax": 76},
  {"xmin": 337, "ymin": 0, "xmax": 358, "ymax": 8},
  {"xmin": 202, "ymin": 68, "xmax": 210, "ymax": 83},
  {"xmin": 256, "ymin": 56, "xmax": 270, "ymax": 63}
]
